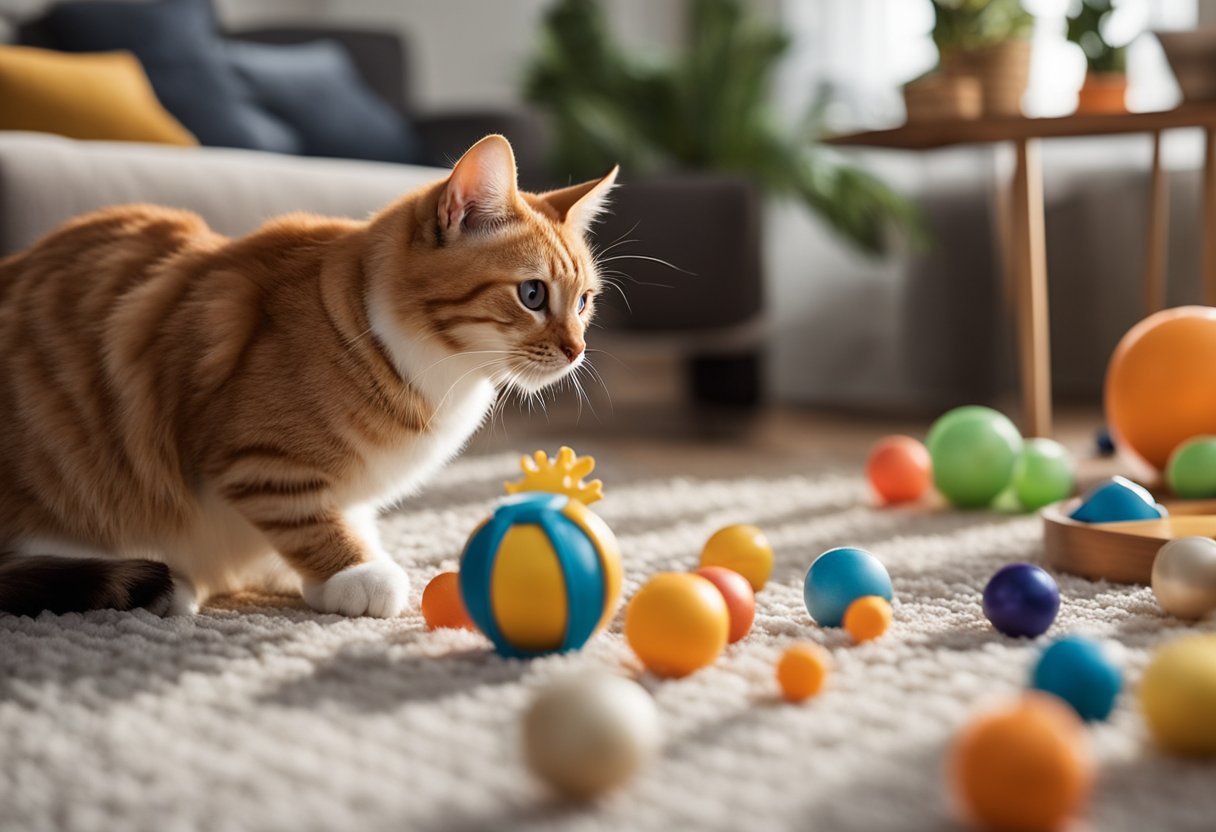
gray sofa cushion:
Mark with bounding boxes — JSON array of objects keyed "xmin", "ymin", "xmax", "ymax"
[
  {"xmin": 0, "ymin": 132, "xmax": 446, "ymax": 254},
  {"xmin": 225, "ymin": 39, "xmax": 421, "ymax": 164},
  {"xmin": 23, "ymin": 0, "xmax": 301, "ymax": 153}
]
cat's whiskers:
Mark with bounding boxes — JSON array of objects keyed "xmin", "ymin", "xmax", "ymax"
[
  {"xmin": 414, "ymin": 348, "xmax": 514, "ymax": 380},
  {"xmin": 592, "ymin": 219, "xmax": 641, "ymax": 258},
  {"xmin": 598, "ymin": 253, "xmax": 695, "ymax": 276},
  {"xmin": 595, "ymin": 275, "xmax": 633, "ymax": 313},
  {"xmin": 422, "ymin": 356, "xmax": 507, "ymax": 431},
  {"xmin": 579, "ymin": 359, "xmax": 613, "ymax": 417}
]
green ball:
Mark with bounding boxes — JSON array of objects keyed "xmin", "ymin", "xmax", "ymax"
[
  {"xmin": 927, "ymin": 406, "xmax": 1023, "ymax": 508},
  {"xmin": 1012, "ymin": 438, "xmax": 1075, "ymax": 511},
  {"xmin": 1166, "ymin": 436, "xmax": 1216, "ymax": 498}
]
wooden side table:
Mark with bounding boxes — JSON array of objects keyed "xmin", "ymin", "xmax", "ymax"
[{"xmin": 828, "ymin": 105, "xmax": 1216, "ymax": 437}]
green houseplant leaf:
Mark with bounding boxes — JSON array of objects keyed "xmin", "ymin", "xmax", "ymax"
[
  {"xmin": 524, "ymin": 0, "xmax": 924, "ymax": 256},
  {"xmin": 1066, "ymin": 0, "xmax": 1128, "ymax": 75}
]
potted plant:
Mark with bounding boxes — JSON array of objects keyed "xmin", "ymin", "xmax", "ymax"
[
  {"xmin": 931, "ymin": 0, "xmax": 1036, "ymax": 117},
  {"xmin": 524, "ymin": 0, "xmax": 921, "ymax": 257},
  {"xmin": 1068, "ymin": 0, "xmax": 1129, "ymax": 114},
  {"xmin": 903, "ymin": 70, "xmax": 984, "ymax": 123},
  {"xmin": 524, "ymin": 0, "xmax": 925, "ymax": 405}
]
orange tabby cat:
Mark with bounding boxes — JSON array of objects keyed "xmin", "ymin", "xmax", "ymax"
[{"xmin": 0, "ymin": 135, "xmax": 617, "ymax": 617}]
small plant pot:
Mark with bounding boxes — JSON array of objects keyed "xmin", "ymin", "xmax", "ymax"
[
  {"xmin": 1076, "ymin": 72, "xmax": 1128, "ymax": 114},
  {"xmin": 903, "ymin": 73, "xmax": 983, "ymax": 122},
  {"xmin": 942, "ymin": 39, "xmax": 1033, "ymax": 117}
]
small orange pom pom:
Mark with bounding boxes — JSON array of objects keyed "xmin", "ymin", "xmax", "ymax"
[
  {"xmin": 776, "ymin": 643, "xmax": 831, "ymax": 702},
  {"xmin": 843, "ymin": 596, "xmax": 893, "ymax": 643}
]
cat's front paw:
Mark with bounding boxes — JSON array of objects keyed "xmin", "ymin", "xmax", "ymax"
[{"xmin": 302, "ymin": 560, "xmax": 410, "ymax": 618}]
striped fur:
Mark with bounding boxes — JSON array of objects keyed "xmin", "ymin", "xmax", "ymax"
[{"xmin": 0, "ymin": 135, "xmax": 618, "ymax": 617}]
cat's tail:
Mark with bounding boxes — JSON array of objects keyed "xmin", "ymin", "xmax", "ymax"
[{"xmin": 0, "ymin": 552, "xmax": 174, "ymax": 616}]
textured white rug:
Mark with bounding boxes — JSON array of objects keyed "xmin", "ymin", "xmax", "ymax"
[{"xmin": 3, "ymin": 452, "xmax": 1215, "ymax": 832}]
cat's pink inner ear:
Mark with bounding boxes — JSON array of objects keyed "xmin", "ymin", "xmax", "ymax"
[
  {"xmin": 542, "ymin": 165, "xmax": 620, "ymax": 237},
  {"xmin": 439, "ymin": 135, "xmax": 519, "ymax": 235}
]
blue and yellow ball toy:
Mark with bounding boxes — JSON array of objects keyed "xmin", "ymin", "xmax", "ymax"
[{"xmin": 459, "ymin": 448, "xmax": 622, "ymax": 658}]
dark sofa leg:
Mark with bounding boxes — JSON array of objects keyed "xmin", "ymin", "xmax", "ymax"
[{"xmin": 688, "ymin": 352, "xmax": 763, "ymax": 407}]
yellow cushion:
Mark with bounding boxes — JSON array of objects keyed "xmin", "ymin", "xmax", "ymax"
[{"xmin": 0, "ymin": 46, "xmax": 196, "ymax": 145}]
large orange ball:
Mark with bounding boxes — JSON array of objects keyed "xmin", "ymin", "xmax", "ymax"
[
  {"xmin": 1106, "ymin": 306, "xmax": 1216, "ymax": 470},
  {"xmin": 950, "ymin": 693, "xmax": 1094, "ymax": 832},
  {"xmin": 625, "ymin": 573, "xmax": 729, "ymax": 678}
]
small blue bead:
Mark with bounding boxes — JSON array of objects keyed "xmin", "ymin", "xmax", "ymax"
[
  {"xmin": 804, "ymin": 547, "xmax": 893, "ymax": 627},
  {"xmin": 1032, "ymin": 636, "xmax": 1122, "ymax": 722}
]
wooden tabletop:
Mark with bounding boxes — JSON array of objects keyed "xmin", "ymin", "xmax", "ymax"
[{"xmin": 825, "ymin": 103, "xmax": 1216, "ymax": 150}]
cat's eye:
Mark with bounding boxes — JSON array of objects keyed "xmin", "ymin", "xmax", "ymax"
[
  {"xmin": 577, "ymin": 292, "xmax": 589, "ymax": 313},
  {"xmin": 518, "ymin": 279, "xmax": 548, "ymax": 312}
]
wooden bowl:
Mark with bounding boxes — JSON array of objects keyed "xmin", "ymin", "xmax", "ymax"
[{"xmin": 1043, "ymin": 498, "xmax": 1216, "ymax": 585}]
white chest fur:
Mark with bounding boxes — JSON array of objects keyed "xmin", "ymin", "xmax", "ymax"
[{"xmin": 353, "ymin": 291, "xmax": 498, "ymax": 510}]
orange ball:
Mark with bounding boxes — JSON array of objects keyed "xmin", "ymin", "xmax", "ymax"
[
  {"xmin": 843, "ymin": 595, "xmax": 892, "ymax": 643},
  {"xmin": 950, "ymin": 693, "xmax": 1094, "ymax": 832},
  {"xmin": 776, "ymin": 643, "xmax": 831, "ymax": 702},
  {"xmin": 1106, "ymin": 306, "xmax": 1216, "ymax": 470},
  {"xmin": 866, "ymin": 435, "xmax": 932, "ymax": 504},
  {"xmin": 421, "ymin": 572, "xmax": 474, "ymax": 631},
  {"xmin": 693, "ymin": 566, "xmax": 756, "ymax": 643},
  {"xmin": 625, "ymin": 573, "xmax": 729, "ymax": 678}
]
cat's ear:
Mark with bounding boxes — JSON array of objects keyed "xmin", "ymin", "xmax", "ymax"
[
  {"xmin": 438, "ymin": 135, "xmax": 519, "ymax": 238},
  {"xmin": 541, "ymin": 165, "xmax": 619, "ymax": 237}
]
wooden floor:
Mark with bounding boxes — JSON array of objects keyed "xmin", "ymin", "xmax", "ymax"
[{"xmin": 467, "ymin": 400, "xmax": 1124, "ymax": 486}]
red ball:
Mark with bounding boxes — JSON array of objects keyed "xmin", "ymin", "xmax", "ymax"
[
  {"xmin": 693, "ymin": 566, "xmax": 756, "ymax": 643},
  {"xmin": 866, "ymin": 435, "xmax": 932, "ymax": 504}
]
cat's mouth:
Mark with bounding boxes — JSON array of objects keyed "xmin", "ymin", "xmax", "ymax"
[{"xmin": 507, "ymin": 356, "xmax": 581, "ymax": 394}]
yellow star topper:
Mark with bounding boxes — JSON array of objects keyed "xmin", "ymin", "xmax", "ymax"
[{"xmin": 504, "ymin": 446, "xmax": 604, "ymax": 505}]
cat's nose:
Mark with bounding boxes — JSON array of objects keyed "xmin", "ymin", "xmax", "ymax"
[{"xmin": 561, "ymin": 339, "xmax": 584, "ymax": 363}]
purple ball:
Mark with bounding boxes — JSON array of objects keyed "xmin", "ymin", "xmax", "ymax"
[{"xmin": 982, "ymin": 563, "xmax": 1060, "ymax": 638}]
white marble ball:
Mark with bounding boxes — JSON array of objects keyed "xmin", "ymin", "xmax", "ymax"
[
  {"xmin": 1151, "ymin": 536, "xmax": 1216, "ymax": 620},
  {"xmin": 522, "ymin": 673, "xmax": 661, "ymax": 799}
]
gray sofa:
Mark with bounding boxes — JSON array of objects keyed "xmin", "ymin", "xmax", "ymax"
[{"xmin": 0, "ymin": 131, "xmax": 444, "ymax": 254}]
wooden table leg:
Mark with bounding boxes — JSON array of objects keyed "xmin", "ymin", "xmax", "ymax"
[
  {"xmin": 1011, "ymin": 138, "xmax": 1052, "ymax": 437},
  {"xmin": 991, "ymin": 146, "xmax": 1017, "ymax": 311},
  {"xmin": 1145, "ymin": 130, "xmax": 1169, "ymax": 314},
  {"xmin": 1203, "ymin": 128, "xmax": 1216, "ymax": 305}
]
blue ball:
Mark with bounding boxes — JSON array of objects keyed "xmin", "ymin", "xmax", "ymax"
[
  {"xmin": 983, "ymin": 563, "xmax": 1060, "ymax": 638},
  {"xmin": 1069, "ymin": 476, "xmax": 1166, "ymax": 524},
  {"xmin": 1095, "ymin": 426, "xmax": 1116, "ymax": 457},
  {"xmin": 804, "ymin": 547, "xmax": 893, "ymax": 627},
  {"xmin": 1031, "ymin": 636, "xmax": 1122, "ymax": 722}
]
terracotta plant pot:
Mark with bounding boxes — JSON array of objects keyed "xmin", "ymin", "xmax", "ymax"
[
  {"xmin": 941, "ymin": 39, "xmax": 1033, "ymax": 118},
  {"xmin": 903, "ymin": 73, "xmax": 983, "ymax": 122},
  {"xmin": 1076, "ymin": 72, "xmax": 1128, "ymax": 114}
]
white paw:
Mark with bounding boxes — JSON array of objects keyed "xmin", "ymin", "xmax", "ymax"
[
  {"xmin": 147, "ymin": 574, "xmax": 200, "ymax": 617},
  {"xmin": 302, "ymin": 560, "xmax": 410, "ymax": 618},
  {"xmin": 167, "ymin": 577, "xmax": 200, "ymax": 616}
]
